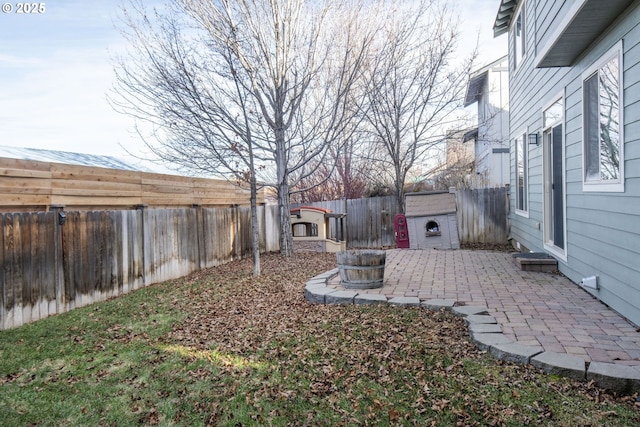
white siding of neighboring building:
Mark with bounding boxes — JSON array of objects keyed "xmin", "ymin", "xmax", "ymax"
[{"xmin": 466, "ymin": 56, "xmax": 510, "ymax": 187}]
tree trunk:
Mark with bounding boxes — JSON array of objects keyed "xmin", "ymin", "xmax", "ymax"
[
  {"xmin": 275, "ymin": 116, "xmax": 294, "ymax": 257},
  {"xmin": 247, "ymin": 128, "xmax": 261, "ymax": 275},
  {"xmin": 249, "ymin": 178, "xmax": 261, "ymax": 276},
  {"xmin": 278, "ymin": 182, "xmax": 294, "ymax": 257},
  {"xmin": 395, "ymin": 163, "xmax": 405, "ymax": 214}
]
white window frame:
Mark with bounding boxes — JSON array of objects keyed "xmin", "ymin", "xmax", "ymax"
[
  {"xmin": 581, "ymin": 41, "xmax": 624, "ymax": 193},
  {"xmin": 512, "ymin": 1, "xmax": 526, "ymax": 72},
  {"xmin": 514, "ymin": 128, "xmax": 528, "ymax": 217}
]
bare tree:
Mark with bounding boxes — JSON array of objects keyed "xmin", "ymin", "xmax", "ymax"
[
  {"xmin": 291, "ymin": 138, "xmax": 373, "ymax": 203},
  {"xmin": 112, "ymin": 1, "xmax": 269, "ymax": 274},
  {"xmin": 359, "ymin": 0, "xmax": 475, "ymax": 212},
  {"xmin": 430, "ymin": 130, "xmax": 479, "ymax": 190},
  {"xmin": 112, "ymin": 0, "xmax": 371, "ymax": 260}
]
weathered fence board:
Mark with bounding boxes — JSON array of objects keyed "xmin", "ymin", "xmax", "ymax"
[
  {"xmin": 1, "ymin": 204, "xmax": 280, "ymax": 330},
  {"xmin": 455, "ymin": 187, "xmax": 509, "ymax": 244},
  {"xmin": 262, "ymin": 205, "xmax": 280, "ymax": 253},
  {"xmin": 143, "ymin": 208, "xmax": 198, "ymax": 285},
  {"xmin": 1, "ymin": 212, "xmax": 59, "ymax": 329}
]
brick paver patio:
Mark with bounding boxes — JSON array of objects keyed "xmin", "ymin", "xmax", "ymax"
[{"xmin": 327, "ymin": 249, "xmax": 640, "ymax": 366}]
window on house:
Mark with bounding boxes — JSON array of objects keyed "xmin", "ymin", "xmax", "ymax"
[
  {"xmin": 513, "ymin": 3, "xmax": 526, "ymax": 70},
  {"xmin": 515, "ymin": 132, "xmax": 527, "ymax": 213},
  {"xmin": 582, "ymin": 42, "xmax": 623, "ymax": 192},
  {"xmin": 544, "ymin": 99, "xmax": 563, "ymax": 128}
]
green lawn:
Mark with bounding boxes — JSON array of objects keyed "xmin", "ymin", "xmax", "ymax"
[{"xmin": 1, "ymin": 253, "xmax": 639, "ymax": 426}]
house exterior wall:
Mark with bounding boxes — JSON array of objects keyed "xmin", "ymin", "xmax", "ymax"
[{"xmin": 505, "ymin": 0, "xmax": 640, "ymax": 324}]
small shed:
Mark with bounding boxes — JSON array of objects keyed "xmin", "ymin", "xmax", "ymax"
[
  {"xmin": 405, "ymin": 191, "xmax": 460, "ymax": 250},
  {"xmin": 290, "ymin": 206, "xmax": 346, "ymax": 252}
]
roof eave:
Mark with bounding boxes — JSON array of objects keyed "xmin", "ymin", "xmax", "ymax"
[
  {"xmin": 536, "ymin": 0, "xmax": 635, "ymax": 68},
  {"xmin": 463, "ymin": 71, "xmax": 488, "ymax": 106},
  {"xmin": 492, "ymin": 0, "xmax": 518, "ymax": 37}
]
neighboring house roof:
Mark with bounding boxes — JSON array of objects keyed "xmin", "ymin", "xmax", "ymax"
[
  {"xmin": 462, "ymin": 128, "xmax": 478, "ymax": 143},
  {"xmin": 493, "ymin": 0, "xmax": 518, "ymax": 37},
  {"xmin": 493, "ymin": 0, "xmax": 635, "ymax": 67},
  {"xmin": 464, "ymin": 55, "xmax": 507, "ymax": 107},
  {"xmin": 0, "ymin": 145, "xmax": 153, "ymax": 172},
  {"xmin": 464, "ymin": 71, "xmax": 487, "ymax": 107},
  {"xmin": 405, "ymin": 192, "xmax": 456, "ymax": 217}
]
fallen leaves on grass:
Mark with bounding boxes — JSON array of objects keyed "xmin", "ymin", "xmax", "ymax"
[{"xmin": 157, "ymin": 252, "xmax": 640, "ymax": 426}]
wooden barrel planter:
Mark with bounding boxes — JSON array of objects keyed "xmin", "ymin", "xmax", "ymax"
[{"xmin": 336, "ymin": 250, "xmax": 386, "ymax": 289}]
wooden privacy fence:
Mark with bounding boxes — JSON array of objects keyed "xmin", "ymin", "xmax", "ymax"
[
  {"xmin": 1, "ymin": 205, "xmax": 279, "ymax": 330},
  {"xmin": 293, "ymin": 196, "xmax": 401, "ymax": 248},
  {"xmin": 0, "ymin": 157, "xmax": 262, "ymax": 212},
  {"xmin": 297, "ymin": 188, "xmax": 509, "ymax": 247}
]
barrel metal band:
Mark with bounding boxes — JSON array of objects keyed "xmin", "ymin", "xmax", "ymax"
[{"xmin": 337, "ymin": 264, "xmax": 384, "ymax": 271}]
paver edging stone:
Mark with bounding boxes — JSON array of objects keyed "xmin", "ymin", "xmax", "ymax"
[
  {"xmin": 452, "ymin": 306, "xmax": 490, "ymax": 317},
  {"xmin": 305, "ymin": 281, "xmax": 329, "ymax": 290},
  {"xmin": 470, "ymin": 332, "xmax": 513, "ymax": 352},
  {"xmin": 531, "ymin": 352, "xmax": 586, "ymax": 382},
  {"xmin": 313, "ymin": 269, "xmax": 339, "ymax": 280},
  {"xmin": 490, "ymin": 343, "xmax": 544, "ymax": 365},
  {"xmin": 388, "ymin": 296, "xmax": 421, "ymax": 306},
  {"xmin": 465, "ymin": 314, "xmax": 498, "ymax": 325},
  {"xmin": 587, "ymin": 362, "xmax": 640, "ymax": 395},
  {"xmin": 421, "ymin": 299, "xmax": 456, "ymax": 310},
  {"xmin": 303, "ymin": 269, "xmax": 639, "ymax": 394},
  {"xmin": 304, "ymin": 286, "xmax": 338, "ymax": 304},
  {"xmin": 325, "ymin": 290, "xmax": 358, "ymax": 305},
  {"xmin": 354, "ymin": 294, "xmax": 389, "ymax": 305},
  {"xmin": 469, "ymin": 323, "xmax": 502, "ymax": 334}
]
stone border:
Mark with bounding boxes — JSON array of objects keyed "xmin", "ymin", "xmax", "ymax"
[{"xmin": 304, "ymin": 269, "xmax": 640, "ymax": 395}]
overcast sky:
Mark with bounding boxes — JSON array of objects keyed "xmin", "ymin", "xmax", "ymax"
[{"xmin": 0, "ymin": 0, "xmax": 507, "ymax": 163}]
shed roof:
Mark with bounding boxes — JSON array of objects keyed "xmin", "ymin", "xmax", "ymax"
[
  {"xmin": 290, "ymin": 206, "xmax": 332, "ymax": 214},
  {"xmin": 405, "ymin": 192, "xmax": 456, "ymax": 216}
]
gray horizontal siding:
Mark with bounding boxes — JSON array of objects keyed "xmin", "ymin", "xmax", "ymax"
[{"xmin": 508, "ymin": 1, "xmax": 640, "ymax": 325}]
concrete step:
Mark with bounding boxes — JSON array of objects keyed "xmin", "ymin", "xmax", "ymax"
[{"xmin": 513, "ymin": 252, "xmax": 558, "ymax": 272}]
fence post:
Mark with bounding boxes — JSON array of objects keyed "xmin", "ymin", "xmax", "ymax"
[
  {"xmin": 50, "ymin": 205, "xmax": 66, "ymax": 316},
  {"xmin": 233, "ymin": 204, "xmax": 240, "ymax": 259},
  {"xmin": 136, "ymin": 205, "xmax": 148, "ymax": 286},
  {"xmin": 192, "ymin": 204, "xmax": 204, "ymax": 270}
]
